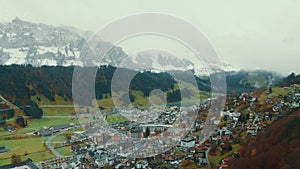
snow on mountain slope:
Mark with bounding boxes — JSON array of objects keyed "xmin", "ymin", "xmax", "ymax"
[
  {"xmin": 119, "ymin": 49, "xmax": 240, "ymax": 76},
  {"xmin": 0, "ymin": 18, "xmax": 240, "ymax": 75},
  {"xmin": 0, "ymin": 17, "xmax": 128, "ymax": 67}
]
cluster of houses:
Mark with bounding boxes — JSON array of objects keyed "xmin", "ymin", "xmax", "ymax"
[
  {"xmin": 37, "ymin": 156, "xmax": 81, "ymax": 169},
  {"xmin": 206, "ymin": 85, "xmax": 300, "ymax": 168},
  {"xmin": 32, "ymin": 105, "xmax": 200, "ymax": 168},
  {"xmin": 31, "ymin": 84, "xmax": 300, "ymax": 168}
]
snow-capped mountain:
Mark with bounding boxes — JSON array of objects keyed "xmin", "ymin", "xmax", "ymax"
[
  {"xmin": 0, "ymin": 17, "xmax": 128, "ymax": 67},
  {"xmin": 120, "ymin": 50, "xmax": 194, "ymax": 71},
  {"xmin": 0, "ymin": 18, "xmax": 240, "ymax": 75},
  {"xmin": 119, "ymin": 49, "xmax": 240, "ymax": 76}
]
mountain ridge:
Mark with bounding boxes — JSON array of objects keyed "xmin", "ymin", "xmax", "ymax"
[{"xmin": 0, "ymin": 18, "xmax": 242, "ymax": 76}]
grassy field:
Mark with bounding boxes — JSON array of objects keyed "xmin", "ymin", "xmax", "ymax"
[
  {"xmin": 106, "ymin": 115, "xmax": 128, "ymax": 124},
  {"xmin": 0, "ymin": 128, "xmax": 81, "ymax": 165},
  {"xmin": 55, "ymin": 146, "xmax": 72, "ymax": 156},
  {"xmin": 31, "ymin": 94, "xmax": 73, "ymax": 106},
  {"xmin": 0, "ymin": 94, "xmax": 77, "ymax": 164},
  {"xmin": 51, "ymin": 134, "xmax": 67, "ymax": 147},
  {"xmin": 50, "ymin": 128, "xmax": 84, "ymax": 147},
  {"xmin": 0, "ymin": 134, "xmax": 52, "ymax": 165},
  {"xmin": 97, "ymin": 90, "xmax": 151, "ymax": 108},
  {"xmin": 174, "ymin": 149, "xmax": 189, "ymax": 156},
  {"xmin": 31, "ymin": 94, "xmax": 75, "ymax": 116},
  {"xmin": 42, "ymin": 107, "xmax": 75, "ymax": 116},
  {"xmin": 0, "ymin": 93, "xmax": 78, "ymax": 135},
  {"xmin": 0, "ymin": 129, "xmax": 14, "ymax": 136},
  {"xmin": 0, "ymin": 158, "xmax": 11, "ymax": 166},
  {"xmin": 181, "ymin": 161, "xmax": 204, "ymax": 169},
  {"xmin": 208, "ymin": 144, "xmax": 241, "ymax": 165},
  {"xmin": 24, "ymin": 150, "xmax": 55, "ymax": 163},
  {"xmin": 0, "ymin": 150, "xmax": 55, "ymax": 166},
  {"xmin": 25, "ymin": 118, "xmax": 78, "ymax": 130},
  {"xmin": 258, "ymin": 87, "xmax": 290, "ymax": 102},
  {"xmin": 97, "ymin": 89, "xmax": 209, "ymax": 109},
  {"xmin": 131, "ymin": 90, "xmax": 151, "ymax": 106},
  {"xmin": 97, "ymin": 97, "xmax": 115, "ymax": 109},
  {"xmin": 0, "ymin": 117, "xmax": 79, "ymax": 137}
]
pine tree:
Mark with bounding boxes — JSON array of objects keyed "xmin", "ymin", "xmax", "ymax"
[
  {"xmin": 145, "ymin": 127, "xmax": 150, "ymax": 138},
  {"xmin": 269, "ymin": 87, "xmax": 273, "ymax": 94}
]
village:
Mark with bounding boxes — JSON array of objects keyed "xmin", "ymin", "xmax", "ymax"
[{"xmin": 0, "ymin": 84, "xmax": 299, "ymax": 169}]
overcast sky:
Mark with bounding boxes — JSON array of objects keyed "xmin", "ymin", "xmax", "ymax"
[{"xmin": 1, "ymin": 0, "xmax": 299, "ymax": 75}]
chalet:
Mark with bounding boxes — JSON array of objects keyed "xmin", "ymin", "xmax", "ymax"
[
  {"xmin": 198, "ymin": 158, "xmax": 208, "ymax": 167},
  {"xmin": 210, "ymin": 117, "xmax": 221, "ymax": 125},
  {"xmin": 170, "ymin": 160, "xmax": 179, "ymax": 167},
  {"xmin": 105, "ymin": 156, "xmax": 115, "ymax": 166},
  {"xmin": 49, "ymin": 124, "xmax": 73, "ymax": 132},
  {"xmin": 224, "ymin": 130, "xmax": 232, "ymax": 136},
  {"xmin": 221, "ymin": 110, "xmax": 241, "ymax": 121},
  {"xmin": 0, "ymin": 146, "xmax": 10, "ymax": 154},
  {"xmin": 37, "ymin": 129, "xmax": 53, "ymax": 137},
  {"xmin": 291, "ymin": 102, "xmax": 300, "ymax": 108},
  {"xmin": 220, "ymin": 163, "xmax": 229, "ymax": 168},
  {"xmin": 222, "ymin": 158, "xmax": 230, "ymax": 163},
  {"xmin": 247, "ymin": 126, "xmax": 257, "ymax": 136},
  {"xmin": 197, "ymin": 150, "xmax": 208, "ymax": 167},
  {"xmin": 71, "ymin": 144, "xmax": 81, "ymax": 154},
  {"xmin": 136, "ymin": 160, "xmax": 148, "ymax": 169},
  {"xmin": 181, "ymin": 136, "xmax": 196, "ymax": 148},
  {"xmin": 3, "ymin": 126, "xmax": 14, "ymax": 132}
]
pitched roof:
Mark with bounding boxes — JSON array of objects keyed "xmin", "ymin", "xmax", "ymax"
[
  {"xmin": 181, "ymin": 136, "xmax": 195, "ymax": 142},
  {"xmin": 51, "ymin": 124, "xmax": 71, "ymax": 130},
  {"xmin": 38, "ymin": 130, "xmax": 53, "ymax": 136}
]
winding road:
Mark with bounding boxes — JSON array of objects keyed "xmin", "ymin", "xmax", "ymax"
[
  {"xmin": 205, "ymin": 145, "xmax": 211, "ymax": 166},
  {"xmin": 45, "ymin": 132, "xmax": 64, "ymax": 158}
]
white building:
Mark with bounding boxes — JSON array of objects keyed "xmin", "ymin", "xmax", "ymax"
[{"xmin": 180, "ymin": 136, "xmax": 196, "ymax": 148}]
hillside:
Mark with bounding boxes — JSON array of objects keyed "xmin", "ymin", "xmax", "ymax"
[
  {"xmin": 224, "ymin": 70, "xmax": 283, "ymax": 94},
  {"xmin": 230, "ymin": 109, "xmax": 300, "ymax": 169},
  {"xmin": 0, "ymin": 65, "xmax": 181, "ymax": 107},
  {"xmin": 0, "ymin": 65, "xmax": 285, "ymax": 108},
  {"xmin": 280, "ymin": 72, "xmax": 300, "ymax": 86}
]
